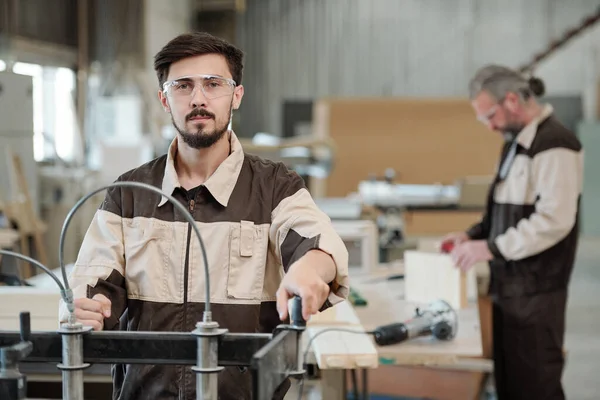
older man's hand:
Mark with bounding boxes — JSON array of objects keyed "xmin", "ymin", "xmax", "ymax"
[
  {"xmin": 276, "ymin": 250, "xmax": 335, "ymax": 321},
  {"xmin": 451, "ymin": 240, "xmax": 493, "ymax": 272}
]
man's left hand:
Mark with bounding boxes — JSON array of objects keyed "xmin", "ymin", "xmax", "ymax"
[
  {"xmin": 451, "ymin": 240, "xmax": 493, "ymax": 272},
  {"xmin": 276, "ymin": 250, "xmax": 334, "ymax": 322}
]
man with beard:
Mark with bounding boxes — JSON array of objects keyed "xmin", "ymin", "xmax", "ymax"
[
  {"xmin": 59, "ymin": 32, "xmax": 349, "ymax": 400},
  {"xmin": 440, "ymin": 65, "xmax": 583, "ymax": 400}
]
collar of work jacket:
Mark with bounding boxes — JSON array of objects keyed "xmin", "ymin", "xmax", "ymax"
[
  {"xmin": 514, "ymin": 103, "xmax": 554, "ymax": 150},
  {"xmin": 158, "ymin": 130, "xmax": 244, "ymax": 208}
]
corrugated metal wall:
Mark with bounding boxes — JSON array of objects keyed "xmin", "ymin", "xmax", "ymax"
[
  {"xmin": 236, "ymin": 0, "xmax": 600, "ymax": 137},
  {"xmin": 0, "ymin": 0, "xmax": 78, "ymax": 46}
]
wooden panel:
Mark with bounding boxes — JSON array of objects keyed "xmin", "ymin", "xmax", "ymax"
[
  {"xmin": 403, "ymin": 210, "xmax": 484, "ymax": 236},
  {"xmin": 312, "ymin": 98, "xmax": 503, "ymax": 198},
  {"xmin": 306, "ymin": 300, "xmax": 379, "ymax": 370},
  {"xmin": 0, "ymin": 287, "xmax": 61, "ymax": 330},
  {"xmin": 366, "ymin": 365, "xmax": 485, "ymax": 400},
  {"xmin": 404, "ymin": 250, "xmax": 474, "ymax": 310}
]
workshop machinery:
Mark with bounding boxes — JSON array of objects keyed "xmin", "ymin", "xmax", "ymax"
[{"xmin": 316, "ymin": 169, "xmax": 461, "ymax": 263}]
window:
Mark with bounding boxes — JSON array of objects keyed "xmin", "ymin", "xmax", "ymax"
[
  {"xmin": 12, "ymin": 62, "xmax": 44, "ymax": 161},
  {"xmin": 54, "ymin": 68, "xmax": 77, "ymax": 161},
  {"xmin": 11, "ymin": 62, "xmax": 77, "ymax": 162}
]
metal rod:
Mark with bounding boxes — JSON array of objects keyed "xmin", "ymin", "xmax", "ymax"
[
  {"xmin": 58, "ymin": 181, "xmax": 212, "ymax": 313},
  {"xmin": 61, "ymin": 334, "xmax": 84, "ymax": 400},
  {"xmin": 196, "ymin": 335, "xmax": 218, "ymax": 399},
  {"xmin": 57, "ymin": 323, "xmax": 91, "ymax": 400},
  {"xmin": 362, "ymin": 369, "xmax": 368, "ymax": 400},
  {"xmin": 192, "ymin": 319, "xmax": 226, "ymax": 400}
]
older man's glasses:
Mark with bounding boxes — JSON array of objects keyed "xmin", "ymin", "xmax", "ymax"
[
  {"xmin": 163, "ymin": 75, "xmax": 236, "ymax": 100},
  {"xmin": 477, "ymin": 104, "xmax": 499, "ymax": 125}
]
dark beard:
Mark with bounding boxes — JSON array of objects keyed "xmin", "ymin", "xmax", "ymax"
[{"xmin": 172, "ymin": 106, "xmax": 231, "ymax": 149}]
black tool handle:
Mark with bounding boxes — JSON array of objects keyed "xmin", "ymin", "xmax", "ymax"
[
  {"xmin": 19, "ymin": 312, "xmax": 30, "ymax": 342},
  {"xmin": 373, "ymin": 322, "xmax": 409, "ymax": 346},
  {"xmin": 289, "ymin": 296, "xmax": 306, "ymax": 328}
]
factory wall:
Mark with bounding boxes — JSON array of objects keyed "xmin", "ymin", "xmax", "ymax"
[{"xmin": 236, "ymin": 0, "xmax": 600, "ymax": 137}]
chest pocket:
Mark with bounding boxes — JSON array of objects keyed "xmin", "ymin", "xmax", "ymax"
[
  {"xmin": 123, "ymin": 218, "xmax": 173, "ymax": 300},
  {"xmin": 227, "ymin": 220, "xmax": 268, "ymax": 300},
  {"xmin": 494, "ymin": 154, "xmax": 536, "ymax": 206}
]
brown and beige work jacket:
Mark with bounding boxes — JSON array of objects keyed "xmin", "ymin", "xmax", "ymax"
[{"xmin": 59, "ymin": 131, "xmax": 349, "ymax": 400}]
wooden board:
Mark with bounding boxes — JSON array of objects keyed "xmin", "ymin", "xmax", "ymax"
[
  {"xmin": 416, "ymin": 237, "xmax": 489, "ymax": 298},
  {"xmin": 402, "ymin": 209, "xmax": 484, "ymax": 236},
  {"xmin": 311, "ymin": 98, "xmax": 504, "ymax": 198},
  {"xmin": 404, "ymin": 250, "xmax": 475, "ymax": 310},
  {"xmin": 306, "ymin": 300, "xmax": 379, "ymax": 369},
  {"xmin": 0, "ymin": 287, "xmax": 61, "ymax": 330}
]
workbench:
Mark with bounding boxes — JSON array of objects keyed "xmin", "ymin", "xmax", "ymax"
[{"xmin": 304, "ymin": 265, "xmax": 492, "ymax": 400}]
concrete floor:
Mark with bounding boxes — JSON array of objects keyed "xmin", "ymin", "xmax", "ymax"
[{"xmin": 562, "ymin": 236, "xmax": 600, "ymax": 400}]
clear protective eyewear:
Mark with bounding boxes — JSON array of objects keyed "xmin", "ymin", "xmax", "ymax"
[
  {"xmin": 476, "ymin": 95, "xmax": 507, "ymax": 125},
  {"xmin": 162, "ymin": 74, "xmax": 236, "ymax": 100},
  {"xmin": 477, "ymin": 104, "xmax": 499, "ymax": 125}
]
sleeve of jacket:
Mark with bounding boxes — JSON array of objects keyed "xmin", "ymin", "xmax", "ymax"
[
  {"xmin": 489, "ymin": 145, "xmax": 583, "ymax": 261},
  {"xmin": 58, "ymin": 184, "xmax": 127, "ymax": 330},
  {"xmin": 466, "ymin": 179, "xmax": 495, "ymax": 240},
  {"xmin": 269, "ymin": 164, "xmax": 349, "ymax": 309},
  {"xmin": 467, "ymin": 142, "xmax": 511, "ymax": 240},
  {"xmin": 466, "ymin": 209, "xmax": 491, "ymax": 240}
]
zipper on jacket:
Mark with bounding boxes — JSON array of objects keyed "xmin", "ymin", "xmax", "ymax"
[{"xmin": 181, "ymin": 194, "xmax": 195, "ymax": 393}]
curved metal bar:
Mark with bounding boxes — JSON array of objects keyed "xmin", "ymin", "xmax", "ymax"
[{"xmin": 58, "ymin": 181, "xmax": 211, "ymax": 314}]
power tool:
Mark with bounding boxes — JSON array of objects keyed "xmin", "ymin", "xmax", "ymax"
[{"xmin": 372, "ymin": 299, "xmax": 458, "ymax": 346}]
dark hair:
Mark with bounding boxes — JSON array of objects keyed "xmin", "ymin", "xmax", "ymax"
[
  {"xmin": 153, "ymin": 32, "xmax": 244, "ymax": 88},
  {"xmin": 528, "ymin": 76, "xmax": 546, "ymax": 97}
]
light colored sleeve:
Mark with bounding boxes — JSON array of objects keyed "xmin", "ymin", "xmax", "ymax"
[
  {"xmin": 490, "ymin": 147, "xmax": 583, "ymax": 261},
  {"xmin": 58, "ymin": 188, "xmax": 127, "ymax": 330}
]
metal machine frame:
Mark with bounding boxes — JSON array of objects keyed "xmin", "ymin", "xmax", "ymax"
[
  {"xmin": 0, "ymin": 312, "xmax": 304, "ymax": 400},
  {"xmin": 0, "ymin": 181, "xmax": 306, "ymax": 400}
]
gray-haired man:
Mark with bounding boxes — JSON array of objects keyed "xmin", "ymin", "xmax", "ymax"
[{"xmin": 441, "ymin": 65, "xmax": 583, "ymax": 400}]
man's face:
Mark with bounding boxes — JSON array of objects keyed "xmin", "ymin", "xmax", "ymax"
[
  {"xmin": 159, "ymin": 54, "xmax": 244, "ymax": 148},
  {"xmin": 471, "ymin": 90, "xmax": 524, "ymax": 136}
]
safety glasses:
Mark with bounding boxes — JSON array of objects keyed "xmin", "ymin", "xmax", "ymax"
[{"xmin": 162, "ymin": 74, "xmax": 236, "ymax": 100}]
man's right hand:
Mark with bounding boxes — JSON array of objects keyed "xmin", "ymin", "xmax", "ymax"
[
  {"xmin": 73, "ymin": 294, "xmax": 112, "ymax": 331},
  {"xmin": 439, "ymin": 231, "xmax": 470, "ymax": 252}
]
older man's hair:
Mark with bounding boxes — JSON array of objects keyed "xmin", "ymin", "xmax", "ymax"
[{"xmin": 468, "ymin": 64, "xmax": 546, "ymax": 102}]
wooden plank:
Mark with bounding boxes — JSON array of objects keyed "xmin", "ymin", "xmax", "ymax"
[
  {"xmin": 0, "ymin": 287, "xmax": 61, "ymax": 330},
  {"xmin": 404, "ymin": 250, "xmax": 475, "ymax": 310},
  {"xmin": 402, "ymin": 209, "xmax": 484, "ymax": 236},
  {"xmin": 305, "ymin": 301, "xmax": 379, "ymax": 370},
  {"xmin": 310, "ymin": 98, "xmax": 503, "ymax": 198},
  {"xmin": 366, "ymin": 365, "xmax": 487, "ymax": 400}
]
